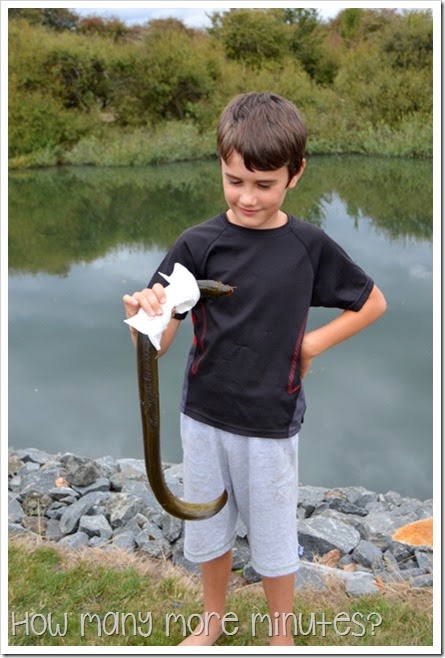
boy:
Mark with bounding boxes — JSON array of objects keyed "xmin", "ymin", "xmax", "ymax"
[{"xmin": 123, "ymin": 92, "xmax": 387, "ymax": 646}]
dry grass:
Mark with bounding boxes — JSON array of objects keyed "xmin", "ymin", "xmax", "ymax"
[{"xmin": 8, "ymin": 534, "xmax": 434, "ymax": 648}]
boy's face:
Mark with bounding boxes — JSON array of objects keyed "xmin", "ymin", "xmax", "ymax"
[{"xmin": 221, "ymin": 151, "xmax": 305, "ymax": 230}]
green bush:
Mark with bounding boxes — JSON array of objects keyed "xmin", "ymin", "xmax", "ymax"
[
  {"xmin": 8, "ymin": 8, "xmax": 433, "ymax": 165},
  {"xmin": 63, "ymin": 122, "xmax": 216, "ymax": 167}
]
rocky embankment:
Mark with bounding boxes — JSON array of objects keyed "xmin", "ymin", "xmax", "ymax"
[{"xmin": 8, "ymin": 448, "xmax": 433, "ymax": 597}]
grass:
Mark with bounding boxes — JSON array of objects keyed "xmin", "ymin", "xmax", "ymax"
[
  {"xmin": 7, "ymin": 114, "xmax": 433, "ymax": 170},
  {"xmin": 8, "ymin": 122, "xmax": 217, "ymax": 170},
  {"xmin": 7, "ymin": 535, "xmax": 433, "ymax": 648}
]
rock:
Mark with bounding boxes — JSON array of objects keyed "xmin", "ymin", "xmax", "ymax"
[
  {"xmin": 8, "ymin": 455, "xmax": 23, "ymax": 477},
  {"xmin": 164, "ymin": 463, "xmax": 184, "ymax": 482},
  {"xmin": 326, "ymin": 497, "xmax": 368, "ymax": 517},
  {"xmin": 45, "ymin": 502, "xmax": 67, "ymax": 520},
  {"xmin": 295, "ymin": 560, "xmax": 380, "ymax": 597},
  {"xmin": 398, "ymin": 567, "xmax": 428, "ymax": 581},
  {"xmin": 78, "ymin": 514, "xmax": 112, "ymax": 540},
  {"xmin": 383, "ymin": 490, "xmax": 403, "ymax": 506},
  {"xmin": 298, "ymin": 517, "xmax": 361, "ymax": 559},
  {"xmin": 163, "ymin": 475, "xmax": 184, "ymax": 499},
  {"xmin": 297, "ymin": 486, "xmax": 327, "ymax": 517},
  {"xmin": 9, "ymin": 523, "xmax": 29, "ymax": 535},
  {"xmin": 135, "ymin": 522, "xmax": 172, "ymax": 558},
  {"xmin": 415, "ymin": 548, "xmax": 433, "ymax": 572},
  {"xmin": 354, "ymin": 491, "xmax": 379, "ymax": 508},
  {"xmin": 106, "ymin": 493, "xmax": 144, "ymax": 528},
  {"xmin": 110, "ymin": 464, "xmax": 147, "ymax": 491},
  {"xmin": 64, "ymin": 455, "xmax": 101, "ymax": 487},
  {"xmin": 412, "ymin": 574, "xmax": 434, "ymax": 588},
  {"xmin": 171, "ymin": 538, "xmax": 200, "ymax": 574},
  {"xmin": 48, "ymin": 486, "xmax": 80, "ymax": 501},
  {"xmin": 8, "ymin": 494, "xmax": 25, "ymax": 524},
  {"xmin": 59, "ymin": 492, "xmax": 111, "ymax": 535},
  {"xmin": 9, "ymin": 475, "xmax": 22, "ymax": 492},
  {"xmin": 19, "ymin": 467, "xmax": 63, "ymax": 499},
  {"xmin": 112, "ymin": 529, "xmax": 137, "ymax": 552},
  {"xmin": 45, "ymin": 519, "xmax": 64, "ymax": 542},
  {"xmin": 7, "ymin": 447, "xmax": 433, "ymax": 593},
  {"xmin": 22, "ymin": 462, "xmax": 44, "ymax": 475},
  {"xmin": 21, "ymin": 492, "xmax": 53, "ymax": 517},
  {"xmin": 340, "ymin": 486, "xmax": 374, "ymax": 502},
  {"xmin": 345, "ymin": 574, "xmax": 380, "ymax": 597},
  {"xmin": 360, "ymin": 511, "xmax": 402, "ymax": 541},
  {"xmin": 338, "ymin": 554, "xmax": 355, "ymax": 569},
  {"xmin": 48, "ymin": 487, "xmax": 81, "ymax": 500},
  {"xmin": 94, "ymin": 455, "xmax": 119, "ymax": 479},
  {"xmin": 59, "ymin": 531, "xmax": 89, "ymax": 550},
  {"xmin": 312, "ymin": 508, "xmax": 365, "ymax": 535},
  {"xmin": 121, "ymin": 480, "xmax": 162, "ymax": 514},
  {"xmin": 295, "ymin": 563, "xmax": 329, "ymax": 592},
  {"xmin": 232, "ymin": 537, "xmax": 251, "ymax": 570},
  {"xmin": 386, "ymin": 540, "xmax": 415, "ymax": 563},
  {"xmin": 116, "ymin": 458, "xmax": 148, "ymax": 481},
  {"xmin": 160, "ymin": 513, "xmax": 183, "ymax": 543},
  {"xmin": 352, "ymin": 540, "xmax": 384, "ymax": 571},
  {"xmin": 319, "ymin": 548, "xmax": 341, "ymax": 568},
  {"xmin": 382, "ymin": 550, "xmax": 400, "ymax": 574},
  {"xmin": 73, "ymin": 478, "xmax": 111, "ymax": 496},
  {"xmin": 324, "ymin": 488, "xmax": 348, "ymax": 501},
  {"xmin": 243, "ymin": 562, "xmax": 262, "ymax": 584},
  {"xmin": 15, "ymin": 448, "xmax": 50, "ymax": 465},
  {"xmin": 22, "ymin": 516, "xmax": 48, "ymax": 534},
  {"xmin": 392, "ymin": 518, "xmax": 433, "ymax": 547}
]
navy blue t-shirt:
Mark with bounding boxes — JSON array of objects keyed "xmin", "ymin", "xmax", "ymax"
[{"xmin": 148, "ymin": 212, "xmax": 374, "ymax": 439}]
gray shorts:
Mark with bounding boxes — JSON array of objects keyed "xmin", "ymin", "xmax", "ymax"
[{"xmin": 180, "ymin": 413, "xmax": 300, "ymax": 578}]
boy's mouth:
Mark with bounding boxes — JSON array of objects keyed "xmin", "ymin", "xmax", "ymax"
[{"xmin": 239, "ymin": 207, "xmax": 259, "ymax": 216}]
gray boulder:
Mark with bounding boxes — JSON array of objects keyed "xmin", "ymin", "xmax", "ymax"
[
  {"xmin": 298, "ymin": 517, "xmax": 361, "ymax": 559},
  {"xmin": 59, "ymin": 492, "xmax": 111, "ymax": 535}
]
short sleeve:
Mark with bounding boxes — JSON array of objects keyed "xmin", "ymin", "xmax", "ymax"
[
  {"xmin": 147, "ymin": 234, "xmax": 198, "ymax": 320},
  {"xmin": 310, "ymin": 232, "xmax": 374, "ymax": 311}
]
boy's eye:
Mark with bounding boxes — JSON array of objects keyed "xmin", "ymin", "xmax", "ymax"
[{"xmin": 228, "ymin": 181, "xmax": 271, "ymax": 189}]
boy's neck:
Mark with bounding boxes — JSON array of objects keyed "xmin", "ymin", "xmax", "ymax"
[{"xmin": 226, "ymin": 209, "xmax": 288, "ymax": 230}]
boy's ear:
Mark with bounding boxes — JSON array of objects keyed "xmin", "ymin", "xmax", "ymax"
[{"xmin": 288, "ymin": 159, "xmax": 306, "ymax": 189}]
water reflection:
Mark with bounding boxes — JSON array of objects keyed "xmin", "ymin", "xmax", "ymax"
[
  {"xmin": 8, "ymin": 157, "xmax": 433, "ymax": 500},
  {"xmin": 9, "ymin": 156, "xmax": 432, "ymax": 276}
]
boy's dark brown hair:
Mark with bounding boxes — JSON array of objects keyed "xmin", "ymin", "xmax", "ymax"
[{"xmin": 217, "ymin": 92, "xmax": 307, "ymax": 183}]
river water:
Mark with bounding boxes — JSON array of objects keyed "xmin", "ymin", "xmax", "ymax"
[{"xmin": 8, "ymin": 156, "xmax": 434, "ymax": 500}]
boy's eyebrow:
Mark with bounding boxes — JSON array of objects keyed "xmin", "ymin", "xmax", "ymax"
[{"xmin": 224, "ymin": 172, "xmax": 278, "ymax": 183}]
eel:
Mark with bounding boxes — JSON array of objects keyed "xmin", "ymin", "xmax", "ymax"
[{"xmin": 137, "ymin": 279, "xmax": 235, "ymax": 521}]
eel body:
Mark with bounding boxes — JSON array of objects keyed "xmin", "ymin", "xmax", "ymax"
[{"xmin": 137, "ymin": 279, "xmax": 234, "ymax": 521}]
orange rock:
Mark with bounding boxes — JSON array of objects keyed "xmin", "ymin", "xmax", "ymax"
[
  {"xmin": 55, "ymin": 477, "xmax": 69, "ymax": 488},
  {"xmin": 319, "ymin": 548, "xmax": 341, "ymax": 567},
  {"xmin": 392, "ymin": 518, "xmax": 433, "ymax": 547}
]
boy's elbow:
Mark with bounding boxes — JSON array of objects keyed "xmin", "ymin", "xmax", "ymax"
[{"xmin": 370, "ymin": 284, "xmax": 387, "ymax": 318}]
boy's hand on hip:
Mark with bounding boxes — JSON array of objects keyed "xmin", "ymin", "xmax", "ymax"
[{"xmin": 300, "ymin": 333, "xmax": 317, "ymax": 379}]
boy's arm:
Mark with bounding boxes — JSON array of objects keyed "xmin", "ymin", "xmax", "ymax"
[{"xmin": 300, "ymin": 284, "xmax": 387, "ymax": 379}]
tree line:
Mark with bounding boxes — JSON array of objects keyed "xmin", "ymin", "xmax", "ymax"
[{"xmin": 8, "ymin": 8, "xmax": 433, "ymax": 166}]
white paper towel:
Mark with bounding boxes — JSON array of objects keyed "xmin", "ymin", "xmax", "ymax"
[{"xmin": 124, "ymin": 262, "xmax": 200, "ymax": 350}]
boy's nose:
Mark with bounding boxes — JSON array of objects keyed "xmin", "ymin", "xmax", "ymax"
[{"xmin": 239, "ymin": 190, "xmax": 256, "ymax": 206}]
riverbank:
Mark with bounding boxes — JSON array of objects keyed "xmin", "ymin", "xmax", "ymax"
[
  {"xmin": 8, "ymin": 447, "xmax": 433, "ymax": 597},
  {"xmin": 8, "ymin": 117, "xmax": 433, "ymax": 171}
]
